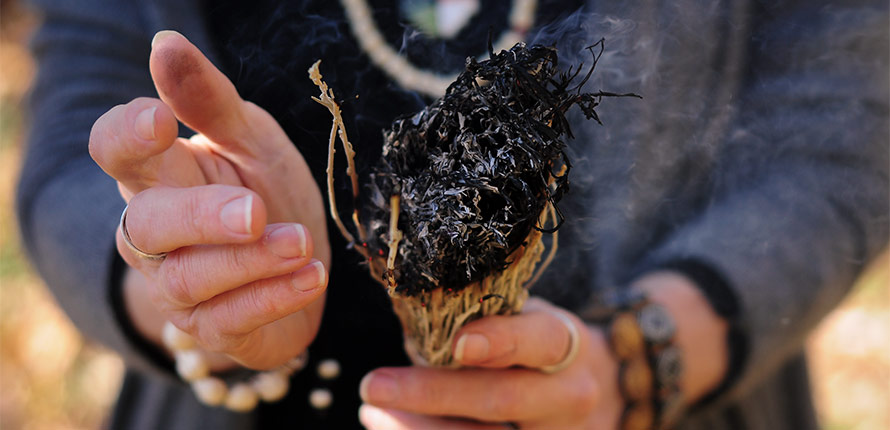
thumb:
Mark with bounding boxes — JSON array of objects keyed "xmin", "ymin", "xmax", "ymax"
[{"xmin": 148, "ymin": 30, "xmax": 261, "ymax": 149}]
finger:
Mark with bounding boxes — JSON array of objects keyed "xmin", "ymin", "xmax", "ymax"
[
  {"xmin": 149, "ymin": 31, "xmax": 266, "ymax": 150},
  {"xmin": 148, "ymin": 31, "xmax": 327, "ymax": 251},
  {"xmin": 189, "ymin": 259, "xmax": 327, "ymax": 341},
  {"xmin": 89, "ymin": 98, "xmax": 185, "ymax": 186},
  {"xmin": 452, "ymin": 299, "xmax": 579, "ymax": 369},
  {"xmin": 152, "ymin": 223, "xmax": 315, "ymax": 309},
  {"xmin": 188, "ymin": 265, "xmax": 328, "ymax": 369},
  {"xmin": 359, "ymin": 367, "xmax": 598, "ymax": 423},
  {"xmin": 359, "ymin": 404, "xmax": 507, "ymax": 430},
  {"xmin": 122, "ymin": 185, "xmax": 266, "ymax": 257}
]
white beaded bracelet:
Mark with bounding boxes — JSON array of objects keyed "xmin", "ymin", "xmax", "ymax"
[{"xmin": 162, "ymin": 321, "xmax": 308, "ymax": 412}]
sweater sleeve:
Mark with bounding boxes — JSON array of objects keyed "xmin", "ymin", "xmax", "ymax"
[
  {"xmin": 644, "ymin": 0, "xmax": 889, "ymax": 400},
  {"xmin": 16, "ymin": 0, "xmax": 173, "ymax": 376}
]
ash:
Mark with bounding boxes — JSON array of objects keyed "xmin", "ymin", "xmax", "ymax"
[{"xmin": 365, "ymin": 42, "xmax": 631, "ymax": 296}]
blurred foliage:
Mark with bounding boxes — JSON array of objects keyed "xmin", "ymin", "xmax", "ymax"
[
  {"xmin": 0, "ymin": 1, "xmax": 887, "ymax": 429},
  {"xmin": 808, "ymin": 255, "xmax": 890, "ymax": 430},
  {"xmin": 1, "ymin": 2, "xmax": 124, "ymax": 429}
]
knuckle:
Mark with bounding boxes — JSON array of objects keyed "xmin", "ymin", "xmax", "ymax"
[
  {"xmin": 221, "ymin": 246, "xmax": 252, "ymax": 279},
  {"xmin": 185, "ymin": 192, "xmax": 211, "ymax": 241},
  {"xmin": 207, "ymin": 301, "xmax": 242, "ymax": 342},
  {"xmin": 244, "ymin": 284, "xmax": 282, "ymax": 325},
  {"xmin": 213, "ymin": 283, "xmax": 278, "ymax": 339},
  {"xmin": 190, "ymin": 307, "xmax": 241, "ymax": 353},
  {"xmin": 159, "ymin": 258, "xmax": 197, "ymax": 307},
  {"xmin": 254, "ymin": 287, "xmax": 283, "ymax": 317}
]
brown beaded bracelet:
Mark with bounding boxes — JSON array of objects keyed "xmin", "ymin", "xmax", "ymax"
[{"xmin": 590, "ymin": 290, "xmax": 686, "ymax": 430}]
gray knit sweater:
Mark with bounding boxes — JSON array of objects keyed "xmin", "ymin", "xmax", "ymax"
[{"xmin": 17, "ymin": 0, "xmax": 889, "ymax": 429}]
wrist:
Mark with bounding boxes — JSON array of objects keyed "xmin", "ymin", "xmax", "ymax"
[
  {"xmin": 631, "ymin": 271, "xmax": 729, "ymax": 403},
  {"xmin": 595, "ymin": 288, "xmax": 684, "ymax": 429},
  {"xmin": 585, "ymin": 271, "xmax": 729, "ymax": 429}
]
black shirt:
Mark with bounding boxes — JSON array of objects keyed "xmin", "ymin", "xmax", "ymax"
[{"xmin": 205, "ymin": 0, "xmax": 583, "ymax": 426}]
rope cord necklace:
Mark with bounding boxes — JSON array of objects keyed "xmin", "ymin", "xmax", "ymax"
[{"xmin": 340, "ymin": 0, "xmax": 538, "ymax": 97}]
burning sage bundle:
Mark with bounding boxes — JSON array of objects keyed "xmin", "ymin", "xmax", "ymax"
[{"xmin": 310, "ymin": 42, "xmax": 630, "ymax": 367}]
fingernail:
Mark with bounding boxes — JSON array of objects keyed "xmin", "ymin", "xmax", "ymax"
[
  {"xmin": 266, "ymin": 224, "xmax": 307, "ymax": 258},
  {"xmin": 360, "ymin": 372, "xmax": 399, "ymax": 404},
  {"xmin": 291, "ymin": 260, "xmax": 326, "ymax": 292},
  {"xmin": 134, "ymin": 106, "xmax": 157, "ymax": 141},
  {"xmin": 220, "ymin": 195, "xmax": 253, "ymax": 235},
  {"xmin": 151, "ymin": 30, "xmax": 180, "ymax": 48},
  {"xmin": 311, "ymin": 261, "xmax": 327, "ymax": 289},
  {"xmin": 358, "ymin": 404, "xmax": 385, "ymax": 427},
  {"xmin": 454, "ymin": 333, "xmax": 490, "ymax": 363}
]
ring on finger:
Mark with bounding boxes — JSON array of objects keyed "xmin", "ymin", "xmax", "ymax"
[
  {"xmin": 119, "ymin": 204, "xmax": 168, "ymax": 262},
  {"xmin": 538, "ymin": 311, "xmax": 581, "ymax": 374}
]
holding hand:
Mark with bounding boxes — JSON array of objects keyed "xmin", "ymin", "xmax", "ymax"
[
  {"xmin": 359, "ymin": 273, "xmax": 730, "ymax": 429},
  {"xmin": 89, "ymin": 31, "xmax": 330, "ymax": 370},
  {"xmin": 359, "ymin": 298, "xmax": 623, "ymax": 429}
]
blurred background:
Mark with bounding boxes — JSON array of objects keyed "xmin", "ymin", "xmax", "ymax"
[{"xmin": 1, "ymin": 1, "xmax": 888, "ymax": 429}]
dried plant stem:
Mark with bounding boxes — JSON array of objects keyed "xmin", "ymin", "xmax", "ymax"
[
  {"xmin": 309, "ymin": 60, "xmax": 369, "ymax": 251},
  {"xmin": 385, "ymin": 195, "xmax": 403, "ymax": 292},
  {"xmin": 323, "ymin": 122, "xmax": 356, "ymax": 244},
  {"xmin": 393, "ymin": 204, "xmax": 556, "ymax": 367},
  {"xmin": 527, "ymin": 164, "xmax": 565, "ymax": 287},
  {"xmin": 527, "ymin": 201, "xmax": 559, "ymax": 288}
]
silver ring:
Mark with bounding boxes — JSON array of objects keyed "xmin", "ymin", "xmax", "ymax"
[
  {"xmin": 119, "ymin": 204, "xmax": 168, "ymax": 262},
  {"xmin": 539, "ymin": 311, "xmax": 581, "ymax": 374}
]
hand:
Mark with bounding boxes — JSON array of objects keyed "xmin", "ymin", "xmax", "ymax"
[
  {"xmin": 89, "ymin": 31, "xmax": 330, "ymax": 369},
  {"xmin": 358, "ymin": 273, "xmax": 729, "ymax": 429},
  {"xmin": 358, "ymin": 298, "xmax": 623, "ymax": 429}
]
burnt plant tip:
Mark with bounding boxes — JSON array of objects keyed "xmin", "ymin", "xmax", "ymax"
[
  {"xmin": 364, "ymin": 42, "xmax": 633, "ymax": 295},
  {"xmin": 310, "ymin": 42, "xmax": 634, "ymax": 366},
  {"xmin": 310, "ymin": 42, "xmax": 635, "ymax": 298}
]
